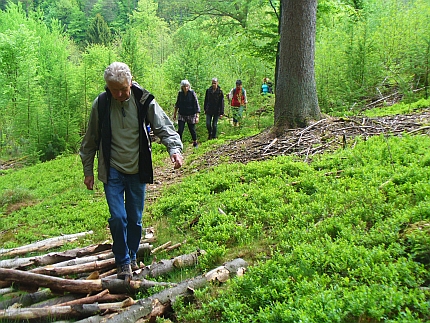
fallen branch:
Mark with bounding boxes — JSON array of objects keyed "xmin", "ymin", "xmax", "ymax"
[
  {"xmin": 151, "ymin": 241, "xmax": 172, "ymax": 254},
  {"xmin": 166, "ymin": 241, "xmax": 185, "ymax": 252},
  {"xmin": 0, "ymin": 289, "xmax": 53, "ymax": 310},
  {"xmin": 30, "ymin": 258, "xmax": 116, "ymax": 276},
  {"xmin": 73, "ymin": 258, "xmax": 248, "ymax": 323},
  {"xmin": 0, "ymin": 297, "xmax": 135, "ymax": 321},
  {"xmin": 0, "ymin": 231, "xmax": 94, "ymax": 257},
  {"xmin": 407, "ymin": 125, "xmax": 430, "ymax": 134},
  {"xmin": 57, "ymin": 289, "xmax": 128, "ymax": 307},
  {"xmin": 262, "ymin": 138, "xmax": 278, "ymax": 154},
  {"xmin": 0, "ymin": 268, "xmax": 172, "ymax": 295},
  {"xmin": 135, "ymin": 250, "xmax": 205, "ymax": 279},
  {"xmin": 0, "ymin": 243, "xmax": 112, "ymax": 269}
]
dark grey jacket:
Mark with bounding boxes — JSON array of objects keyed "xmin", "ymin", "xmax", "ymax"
[{"xmin": 80, "ymin": 82, "xmax": 182, "ymax": 184}]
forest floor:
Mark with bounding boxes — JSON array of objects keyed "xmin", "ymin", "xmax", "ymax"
[{"xmin": 146, "ymin": 108, "xmax": 430, "ymax": 201}]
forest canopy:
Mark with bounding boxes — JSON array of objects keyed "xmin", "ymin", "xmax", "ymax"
[{"xmin": 0, "ymin": 0, "xmax": 429, "ymax": 161}]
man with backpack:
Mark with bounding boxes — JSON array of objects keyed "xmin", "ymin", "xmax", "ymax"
[
  {"xmin": 227, "ymin": 79, "xmax": 248, "ymax": 127},
  {"xmin": 79, "ymin": 62, "xmax": 183, "ymax": 281}
]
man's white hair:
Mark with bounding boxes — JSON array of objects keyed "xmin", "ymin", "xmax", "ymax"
[{"xmin": 104, "ymin": 62, "xmax": 132, "ymax": 83}]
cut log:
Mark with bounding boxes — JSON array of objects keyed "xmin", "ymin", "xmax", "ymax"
[
  {"xmin": 58, "ymin": 290, "xmax": 129, "ymax": 306},
  {"xmin": 135, "ymin": 250, "xmax": 205, "ymax": 280},
  {"xmin": 0, "ymin": 268, "xmax": 173, "ymax": 295},
  {"xmin": 0, "ymin": 289, "xmax": 53, "ymax": 310},
  {"xmin": 0, "ymin": 231, "xmax": 94, "ymax": 257},
  {"xmin": 30, "ymin": 249, "xmax": 114, "ymax": 270},
  {"xmin": 30, "ymin": 258, "xmax": 116, "ymax": 276},
  {"xmin": 0, "ymin": 268, "xmax": 103, "ymax": 294},
  {"xmin": 0, "ymin": 287, "xmax": 14, "ymax": 295},
  {"xmin": 30, "ymin": 294, "xmax": 84, "ymax": 308},
  {"xmin": 0, "ymin": 243, "xmax": 112, "ymax": 269},
  {"xmin": 74, "ymin": 258, "xmax": 248, "ymax": 323},
  {"xmin": 0, "ymin": 297, "xmax": 135, "ymax": 321},
  {"xmin": 102, "ymin": 250, "xmax": 205, "ymax": 281}
]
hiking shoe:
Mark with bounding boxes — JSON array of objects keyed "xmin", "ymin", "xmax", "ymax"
[
  {"xmin": 193, "ymin": 141, "xmax": 198, "ymax": 148},
  {"xmin": 130, "ymin": 260, "xmax": 139, "ymax": 271},
  {"xmin": 117, "ymin": 264, "xmax": 132, "ymax": 281}
]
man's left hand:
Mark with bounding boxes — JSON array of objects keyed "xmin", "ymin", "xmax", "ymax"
[{"xmin": 171, "ymin": 153, "xmax": 183, "ymax": 169}]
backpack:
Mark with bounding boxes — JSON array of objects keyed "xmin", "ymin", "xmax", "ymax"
[
  {"xmin": 96, "ymin": 86, "xmax": 153, "ymax": 149},
  {"xmin": 232, "ymin": 87, "xmax": 245, "ymax": 96}
]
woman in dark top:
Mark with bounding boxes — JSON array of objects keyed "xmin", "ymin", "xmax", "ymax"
[{"xmin": 173, "ymin": 80, "xmax": 201, "ymax": 147}]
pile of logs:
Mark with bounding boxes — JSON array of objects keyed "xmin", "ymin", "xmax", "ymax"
[{"xmin": 0, "ymin": 230, "xmax": 248, "ymax": 322}]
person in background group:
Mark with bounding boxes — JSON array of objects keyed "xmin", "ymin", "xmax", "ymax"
[
  {"xmin": 80, "ymin": 62, "xmax": 183, "ymax": 281},
  {"xmin": 228, "ymin": 79, "xmax": 248, "ymax": 127},
  {"xmin": 203, "ymin": 78, "xmax": 224, "ymax": 140},
  {"xmin": 173, "ymin": 80, "xmax": 201, "ymax": 148},
  {"xmin": 261, "ymin": 77, "xmax": 274, "ymax": 95},
  {"xmin": 261, "ymin": 80, "xmax": 269, "ymax": 95}
]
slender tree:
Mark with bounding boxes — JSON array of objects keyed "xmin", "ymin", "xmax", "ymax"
[
  {"xmin": 273, "ymin": 0, "xmax": 320, "ymax": 134},
  {"xmin": 87, "ymin": 13, "xmax": 111, "ymax": 45}
]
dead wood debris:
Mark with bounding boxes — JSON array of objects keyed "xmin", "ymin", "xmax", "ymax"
[
  {"xmin": 203, "ymin": 108, "xmax": 430, "ymax": 166},
  {"xmin": 0, "ymin": 230, "xmax": 247, "ymax": 322}
]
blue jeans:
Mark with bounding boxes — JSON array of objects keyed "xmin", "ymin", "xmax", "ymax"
[
  {"xmin": 104, "ymin": 167, "xmax": 146, "ymax": 266},
  {"xmin": 206, "ymin": 114, "xmax": 219, "ymax": 138}
]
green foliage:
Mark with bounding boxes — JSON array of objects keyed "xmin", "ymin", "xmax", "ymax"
[
  {"xmin": 361, "ymin": 98, "xmax": 430, "ymax": 117},
  {"xmin": 0, "ymin": 187, "xmax": 34, "ymax": 209},
  {"xmin": 0, "ymin": 154, "xmax": 109, "ymax": 247},
  {"xmin": 146, "ymin": 134, "xmax": 430, "ymax": 322},
  {"xmin": 315, "ymin": 0, "xmax": 430, "ymax": 114},
  {"xmin": 2, "ymin": 0, "xmax": 429, "ymax": 163},
  {"xmin": 0, "ymin": 121, "xmax": 429, "ymax": 321},
  {"xmin": 87, "ymin": 13, "xmax": 112, "ymax": 45}
]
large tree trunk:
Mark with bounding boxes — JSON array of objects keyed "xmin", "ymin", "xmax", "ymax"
[{"xmin": 273, "ymin": 0, "xmax": 321, "ymax": 134}]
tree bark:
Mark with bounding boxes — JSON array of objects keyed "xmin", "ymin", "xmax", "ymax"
[
  {"xmin": 273, "ymin": 0, "xmax": 320, "ymax": 134},
  {"xmin": 73, "ymin": 258, "xmax": 248, "ymax": 323},
  {"xmin": 0, "ymin": 289, "xmax": 53, "ymax": 310},
  {"xmin": 30, "ymin": 258, "xmax": 117, "ymax": 276},
  {"xmin": 135, "ymin": 250, "xmax": 204, "ymax": 279},
  {"xmin": 0, "ymin": 297, "xmax": 135, "ymax": 321},
  {"xmin": 0, "ymin": 231, "xmax": 94, "ymax": 257},
  {"xmin": 0, "ymin": 268, "xmax": 171, "ymax": 295},
  {"xmin": 0, "ymin": 243, "xmax": 112, "ymax": 269}
]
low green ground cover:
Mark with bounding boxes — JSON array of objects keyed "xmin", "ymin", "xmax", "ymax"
[
  {"xmin": 149, "ymin": 134, "xmax": 430, "ymax": 322},
  {"xmin": 0, "ymin": 105, "xmax": 429, "ymax": 322}
]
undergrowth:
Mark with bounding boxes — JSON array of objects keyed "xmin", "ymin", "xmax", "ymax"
[
  {"xmin": 148, "ymin": 134, "xmax": 430, "ymax": 322},
  {"xmin": 0, "ymin": 103, "xmax": 429, "ymax": 322}
]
